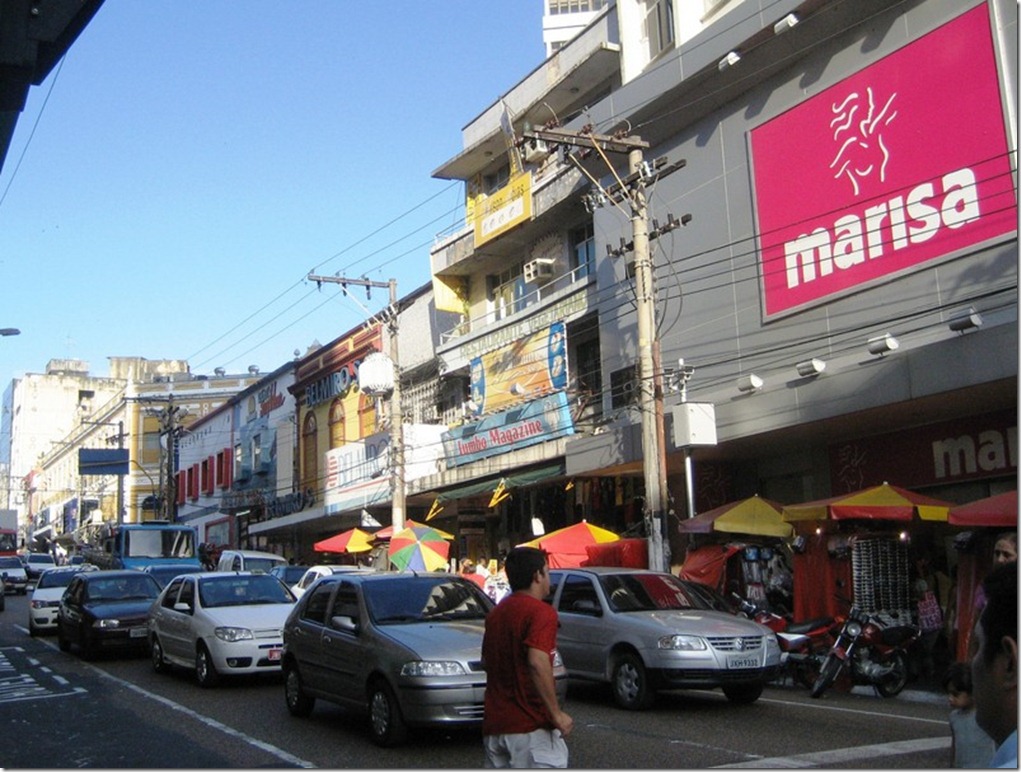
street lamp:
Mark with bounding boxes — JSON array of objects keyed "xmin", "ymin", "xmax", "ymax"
[{"xmin": 0, "ymin": 328, "xmax": 20, "ymax": 336}]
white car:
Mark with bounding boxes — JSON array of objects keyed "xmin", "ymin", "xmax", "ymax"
[
  {"xmin": 0, "ymin": 556, "xmax": 29, "ymax": 594},
  {"xmin": 291, "ymin": 564, "xmax": 366, "ymax": 599},
  {"xmin": 148, "ymin": 571, "xmax": 296, "ymax": 687},
  {"xmin": 28, "ymin": 565, "xmax": 97, "ymax": 635}
]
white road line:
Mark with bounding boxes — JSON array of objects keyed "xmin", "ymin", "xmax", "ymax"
[
  {"xmin": 758, "ymin": 696, "xmax": 947, "ymax": 725},
  {"xmin": 713, "ymin": 736, "xmax": 951, "ymax": 768}
]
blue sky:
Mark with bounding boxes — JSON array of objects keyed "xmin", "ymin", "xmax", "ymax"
[{"xmin": 0, "ymin": 1, "xmax": 545, "ymax": 383}]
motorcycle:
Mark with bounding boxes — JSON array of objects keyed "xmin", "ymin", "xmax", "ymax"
[
  {"xmin": 810, "ymin": 604, "xmax": 921, "ymax": 698},
  {"xmin": 732, "ymin": 594, "xmax": 836, "ymax": 688}
]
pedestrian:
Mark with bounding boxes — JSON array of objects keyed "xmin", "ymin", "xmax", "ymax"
[
  {"xmin": 991, "ymin": 532, "xmax": 1017, "ymax": 565},
  {"xmin": 970, "ymin": 560, "xmax": 1017, "ymax": 768},
  {"xmin": 481, "ymin": 546, "xmax": 573, "ymax": 768},
  {"xmin": 460, "ymin": 557, "xmax": 486, "ymax": 589},
  {"xmin": 942, "ymin": 661, "xmax": 995, "ymax": 767}
]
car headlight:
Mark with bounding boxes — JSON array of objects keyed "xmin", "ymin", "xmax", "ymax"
[
  {"xmin": 658, "ymin": 635, "xmax": 707, "ymax": 651},
  {"xmin": 765, "ymin": 634, "xmax": 780, "ymax": 651},
  {"xmin": 94, "ymin": 619, "xmax": 121, "ymax": 628},
  {"xmin": 214, "ymin": 627, "xmax": 254, "ymax": 642},
  {"xmin": 400, "ymin": 661, "xmax": 467, "ymax": 677}
]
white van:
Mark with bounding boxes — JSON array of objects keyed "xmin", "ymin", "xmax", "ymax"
[{"xmin": 216, "ymin": 549, "xmax": 288, "ymax": 574}]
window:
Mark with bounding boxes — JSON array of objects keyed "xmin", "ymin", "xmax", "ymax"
[
  {"xmin": 570, "ymin": 222, "xmax": 595, "ymax": 278},
  {"xmin": 251, "ymin": 435, "xmax": 262, "ymax": 472},
  {"xmin": 358, "ymin": 393, "xmax": 376, "ymax": 439},
  {"xmin": 329, "ymin": 398, "xmax": 345, "ymax": 448},
  {"xmin": 302, "ymin": 582, "xmax": 333, "ymax": 626},
  {"xmin": 645, "ymin": 0, "xmax": 675, "ymax": 60},
  {"xmin": 141, "ymin": 415, "xmax": 161, "ymax": 464},
  {"xmin": 302, "ymin": 413, "xmax": 318, "ymax": 492},
  {"xmin": 488, "ymin": 264, "xmax": 525, "ymax": 322},
  {"xmin": 482, "ymin": 164, "xmax": 510, "ymax": 195},
  {"xmin": 558, "ymin": 574, "xmax": 601, "ymax": 615},
  {"xmin": 610, "ymin": 365, "xmax": 639, "ymax": 410}
]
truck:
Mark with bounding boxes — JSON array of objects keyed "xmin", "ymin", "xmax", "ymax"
[
  {"xmin": 0, "ymin": 510, "xmax": 18, "ymax": 556},
  {"xmin": 80, "ymin": 520, "xmax": 201, "ymax": 571}
]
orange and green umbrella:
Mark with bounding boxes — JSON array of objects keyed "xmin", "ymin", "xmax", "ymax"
[
  {"xmin": 783, "ymin": 482, "xmax": 952, "ymax": 522},
  {"xmin": 314, "ymin": 527, "xmax": 375, "ymax": 554},
  {"xmin": 388, "ymin": 524, "xmax": 451, "ymax": 572}
]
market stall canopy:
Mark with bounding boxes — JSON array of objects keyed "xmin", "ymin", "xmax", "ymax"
[
  {"xmin": 519, "ymin": 521, "xmax": 620, "ymax": 568},
  {"xmin": 948, "ymin": 490, "xmax": 1018, "ymax": 527},
  {"xmin": 783, "ymin": 482, "xmax": 951, "ymax": 522},
  {"xmin": 388, "ymin": 524, "xmax": 451, "ymax": 572},
  {"xmin": 678, "ymin": 544, "xmax": 742, "ymax": 588},
  {"xmin": 314, "ymin": 527, "xmax": 374, "ymax": 554},
  {"xmin": 677, "ymin": 495, "xmax": 793, "ymax": 538},
  {"xmin": 373, "ymin": 520, "xmax": 454, "ymax": 541}
]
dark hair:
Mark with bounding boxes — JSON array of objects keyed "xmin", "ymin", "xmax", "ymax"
[
  {"xmin": 504, "ymin": 547, "xmax": 548, "ymax": 592},
  {"xmin": 942, "ymin": 661, "xmax": 973, "ymax": 694},
  {"xmin": 978, "ymin": 560, "xmax": 1018, "ymax": 664}
]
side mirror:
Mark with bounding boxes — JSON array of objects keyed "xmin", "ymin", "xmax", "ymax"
[
  {"xmin": 173, "ymin": 602, "xmax": 192, "ymax": 613},
  {"xmin": 570, "ymin": 599, "xmax": 602, "ymax": 616},
  {"xmin": 330, "ymin": 615, "xmax": 358, "ymax": 633}
]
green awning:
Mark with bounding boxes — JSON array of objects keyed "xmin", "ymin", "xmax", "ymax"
[{"xmin": 435, "ymin": 464, "xmax": 566, "ymax": 503}]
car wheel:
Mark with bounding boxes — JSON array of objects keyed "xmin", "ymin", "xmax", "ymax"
[
  {"xmin": 612, "ymin": 652, "xmax": 654, "ymax": 710},
  {"xmin": 151, "ymin": 635, "xmax": 168, "ymax": 675},
  {"xmin": 195, "ymin": 643, "xmax": 220, "ymax": 688},
  {"xmin": 284, "ymin": 664, "xmax": 315, "ymax": 717},
  {"xmin": 368, "ymin": 679, "xmax": 408, "ymax": 747},
  {"xmin": 722, "ymin": 682, "xmax": 764, "ymax": 704}
]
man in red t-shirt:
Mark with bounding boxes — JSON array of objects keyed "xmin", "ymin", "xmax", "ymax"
[{"xmin": 481, "ymin": 547, "xmax": 573, "ymax": 768}]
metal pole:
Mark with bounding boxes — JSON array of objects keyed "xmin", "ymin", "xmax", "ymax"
[
  {"xmin": 388, "ymin": 278, "xmax": 405, "ymax": 536},
  {"xmin": 116, "ymin": 420, "xmax": 125, "ymax": 526},
  {"xmin": 631, "ymin": 147, "xmax": 668, "ymax": 572}
]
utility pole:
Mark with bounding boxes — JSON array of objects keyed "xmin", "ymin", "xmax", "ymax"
[
  {"xmin": 308, "ymin": 273, "xmax": 405, "ymax": 536},
  {"xmin": 522, "ymin": 126, "xmax": 688, "ymax": 572}
]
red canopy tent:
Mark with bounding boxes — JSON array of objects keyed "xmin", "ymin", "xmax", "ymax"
[{"xmin": 948, "ymin": 490, "xmax": 1018, "ymax": 527}]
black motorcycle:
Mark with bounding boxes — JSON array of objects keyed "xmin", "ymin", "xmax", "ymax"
[{"xmin": 810, "ymin": 605, "xmax": 920, "ymax": 698}]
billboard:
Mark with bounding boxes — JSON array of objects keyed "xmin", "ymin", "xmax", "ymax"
[
  {"xmin": 78, "ymin": 448, "xmax": 129, "ymax": 476},
  {"xmin": 751, "ymin": 5, "xmax": 1017, "ymax": 319}
]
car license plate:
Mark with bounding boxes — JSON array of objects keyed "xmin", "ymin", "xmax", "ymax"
[
  {"xmin": 268, "ymin": 648, "xmax": 282, "ymax": 662},
  {"xmin": 729, "ymin": 656, "xmax": 758, "ymax": 669},
  {"xmin": 129, "ymin": 627, "xmax": 148, "ymax": 638}
]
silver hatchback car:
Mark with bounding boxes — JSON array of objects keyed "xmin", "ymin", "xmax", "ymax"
[
  {"xmin": 281, "ymin": 572, "xmax": 567, "ymax": 746},
  {"xmin": 548, "ymin": 567, "xmax": 781, "ymax": 709}
]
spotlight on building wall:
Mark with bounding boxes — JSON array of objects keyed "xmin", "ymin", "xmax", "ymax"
[
  {"xmin": 948, "ymin": 307, "xmax": 983, "ymax": 332},
  {"xmin": 795, "ymin": 358, "xmax": 826, "ymax": 377},
  {"xmin": 736, "ymin": 373, "xmax": 763, "ymax": 393},
  {"xmin": 774, "ymin": 13, "xmax": 799, "ymax": 34},
  {"xmin": 718, "ymin": 51, "xmax": 741, "ymax": 71},
  {"xmin": 867, "ymin": 333, "xmax": 900, "ymax": 356}
]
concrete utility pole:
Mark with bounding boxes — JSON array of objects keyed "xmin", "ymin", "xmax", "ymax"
[
  {"xmin": 521, "ymin": 126, "xmax": 687, "ymax": 572},
  {"xmin": 308, "ymin": 273, "xmax": 405, "ymax": 536}
]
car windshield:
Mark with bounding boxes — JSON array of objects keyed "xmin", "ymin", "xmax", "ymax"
[
  {"xmin": 0, "ymin": 557, "xmax": 22, "ymax": 569},
  {"xmin": 37, "ymin": 570, "xmax": 79, "ymax": 589},
  {"xmin": 365, "ymin": 576, "xmax": 491, "ymax": 624},
  {"xmin": 198, "ymin": 575, "xmax": 294, "ymax": 608},
  {"xmin": 244, "ymin": 557, "xmax": 285, "ymax": 574},
  {"xmin": 599, "ymin": 573, "xmax": 701, "ymax": 613},
  {"xmin": 272, "ymin": 566, "xmax": 307, "ymax": 584},
  {"xmin": 28, "ymin": 554, "xmax": 54, "ymax": 565},
  {"xmin": 87, "ymin": 576, "xmax": 160, "ymax": 602}
]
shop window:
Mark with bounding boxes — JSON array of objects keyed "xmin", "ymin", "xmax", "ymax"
[
  {"xmin": 302, "ymin": 413, "xmax": 318, "ymax": 492},
  {"xmin": 329, "ymin": 398, "xmax": 346, "ymax": 448}
]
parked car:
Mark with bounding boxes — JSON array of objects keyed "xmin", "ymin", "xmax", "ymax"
[
  {"xmin": 215, "ymin": 549, "xmax": 288, "ymax": 574},
  {"xmin": 148, "ymin": 571, "xmax": 296, "ymax": 687},
  {"xmin": 547, "ymin": 567, "xmax": 781, "ymax": 709},
  {"xmin": 140, "ymin": 563, "xmax": 207, "ymax": 588},
  {"xmin": 0, "ymin": 555, "xmax": 29, "ymax": 594},
  {"xmin": 281, "ymin": 572, "xmax": 567, "ymax": 747},
  {"xmin": 0, "ymin": 576, "xmax": 5, "ymax": 611},
  {"xmin": 269, "ymin": 564, "xmax": 309, "ymax": 588},
  {"xmin": 22, "ymin": 552, "xmax": 56, "ymax": 582},
  {"xmin": 290, "ymin": 564, "xmax": 366, "ymax": 598},
  {"xmin": 29, "ymin": 565, "xmax": 98, "ymax": 635},
  {"xmin": 57, "ymin": 569, "xmax": 163, "ymax": 659}
]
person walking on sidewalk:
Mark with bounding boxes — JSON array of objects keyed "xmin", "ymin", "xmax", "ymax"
[
  {"xmin": 481, "ymin": 546, "xmax": 573, "ymax": 768},
  {"xmin": 942, "ymin": 661, "xmax": 995, "ymax": 767}
]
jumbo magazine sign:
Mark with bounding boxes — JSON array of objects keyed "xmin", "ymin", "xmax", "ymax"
[{"xmin": 751, "ymin": 5, "xmax": 1017, "ymax": 319}]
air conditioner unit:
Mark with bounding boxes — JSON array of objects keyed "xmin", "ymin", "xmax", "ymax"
[
  {"xmin": 523, "ymin": 257, "xmax": 556, "ymax": 284},
  {"xmin": 524, "ymin": 139, "xmax": 550, "ymax": 165}
]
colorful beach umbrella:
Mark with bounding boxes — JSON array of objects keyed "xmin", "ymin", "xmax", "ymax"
[
  {"xmin": 388, "ymin": 524, "xmax": 451, "ymax": 572},
  {"xmin": 677, "ymin": 495, "xmax": 793, "ymax": 538},
  {"xmin": 519, "ymin": 521, "xmax": 620, "ymax": 568},
  {"xmin": 783, "ymin": 482, "xmax": 952, "ymax": 522},
  {"xmin": 314, "ymin": 527, "xmax": 375, "ymax": 554},
  {"xmin": 373, "ymin": 519, "xmax": 454, "ymax": 541},
  {"xmin": 948, "ymin": 490, "xmax": 1018, "ymax": 528}
]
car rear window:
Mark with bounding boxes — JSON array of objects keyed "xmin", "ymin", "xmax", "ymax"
[
  {"xmin": 0, "ymin": 557, "xmax": 22, "ymax": 568},
  {"xmin": 198, "ymin": 575, "xmax": 293, "ymax": 607},
  {"xmin": 36, "ymin": 570, "xmax": 78, "ymax": 589},
  {"xmin": 364, "ymin": 577, "xmax": 491, "ymax": 624}
]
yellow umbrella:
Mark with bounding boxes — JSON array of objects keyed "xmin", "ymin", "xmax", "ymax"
[
  {"xmin": 783, "ymin": 482, "xmax": 951, "ymax": 522},
  {"xmin": 677, "ymin": 495, "xmax": 793, "ymax": 538},
  {"xmin": 519, "ymin": 521, "xmax": 620, "ymax": 568},
  {"xmin": 314, "ymin": 527, "xmax": 375, "ymax": 554}
]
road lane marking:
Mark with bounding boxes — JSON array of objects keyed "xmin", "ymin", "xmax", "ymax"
[
  {"xmin": 712, "ymin": 736, "xmax": 951, "ymax": 767},
  {"xmin": 758, "ymin": 696, "xmax": 947, "ymax": 725},
  {"xmin": 0, "ymin": 646, "xmax": 87, "ymax": 704}
]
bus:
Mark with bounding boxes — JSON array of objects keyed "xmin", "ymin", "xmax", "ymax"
[
  {"xmin": 81, "ymin": 521, "xmax": 201, "ymax": 571},
  {"xmin": 0, "ymin": 529, "xmax": 16, "ymax": 556}
]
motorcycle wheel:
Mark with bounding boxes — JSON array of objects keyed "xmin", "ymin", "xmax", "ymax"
[
  {"xmin": 810, "ymin": 653, "xmax": 843, "ymax": 698},
  {"xmin": 875, "ymin": 650, "xmax": 909, "ymax": 698}
]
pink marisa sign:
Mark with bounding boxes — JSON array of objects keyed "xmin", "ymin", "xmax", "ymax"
[{"xmin": 751, "ymin": 5, "xmax": 1017, "ymax": 319}]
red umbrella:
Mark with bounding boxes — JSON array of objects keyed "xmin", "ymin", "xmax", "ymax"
[
  {"xmin": 783, "ymin": 482, "xmax": 952, "ymax": 522},
  {"xmin": 518, "ymin": 521, "xmax": 620, "ymax": 568},
  {"xmin": 948, "ymin": 490, "xmax": 1018, "ymax": 527},
  {"xmin": 314, "ymin": 527, "xmax": 374, "ymax": 554}
]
